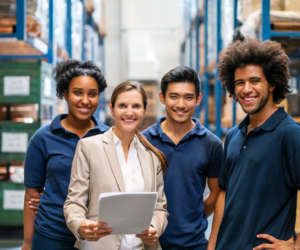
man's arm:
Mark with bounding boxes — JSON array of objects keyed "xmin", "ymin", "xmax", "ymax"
[
  {"xmin": 22, "ymin": 187, "xmax": 44, "ymax": 250},
  {"xmin": 204, "ymin": 177, "xmax": 221, "ymax": 217},
  {"xmin": 207, "ymin": 189, "xmax": 226, "ymax": 250}
]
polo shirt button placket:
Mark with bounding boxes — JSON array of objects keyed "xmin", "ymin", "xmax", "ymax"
[{"xmin": 243, "ymin": 145, "xmax": 246, "ymax": 149}]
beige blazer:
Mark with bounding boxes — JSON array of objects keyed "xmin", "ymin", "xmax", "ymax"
[{"xmin": 64, "ymin": 129, "xmax": 168, "ymax": 250}]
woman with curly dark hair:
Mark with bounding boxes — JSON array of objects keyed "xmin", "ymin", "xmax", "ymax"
[
  {"xmin": 22, "ymin": 60, "xmax": 109, "ymax": 250},
  {"xmin": 207, "ymin": 39, "xmax": 300, "ymax": 250}
]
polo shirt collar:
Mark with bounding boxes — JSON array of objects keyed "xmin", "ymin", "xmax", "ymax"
[
  {"xmin": 238, "ymin": 107, "xmax": 287, "ymax": 133},
  {"xmin": 149, "ymin": 116, "xmax": 206, "ymax": 137},
  {"xmin": 50, "ymin": 114, "xmax": 107, "ymax": 132}
]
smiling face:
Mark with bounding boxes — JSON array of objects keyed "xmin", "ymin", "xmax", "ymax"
[
  {"xmin": 64, "ymin": 75, "xmax": 99, "ymax": 121},
  {"xmin": 234, "ymin": 64, "xmax": 275, "ymax": 115},
  {"xmin": 159, "ymin": 81, "xmax": 201, "ymax": 124},
  {"xmin": 110, "ymin": 89, "xmax": 147, "ymax": 136}
]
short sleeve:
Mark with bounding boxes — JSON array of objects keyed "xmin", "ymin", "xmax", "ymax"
[
  {"xmin": 218, "ymin": 135, "xmax": 230, "ymax": 191},
  {"xmin": 24, "ymin": 139, "xmax": 46, "ymax": 188},
  {"xmin": 207, "ymin": 142, "xmax": 223, "ymax": 178},
  {"xmin": 288, "ymin": 146, "xmax": 300, "ymax": 190}
]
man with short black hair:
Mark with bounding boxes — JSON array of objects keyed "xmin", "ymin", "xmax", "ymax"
[
  {"xmin": 207, "ymin": 38, "xmax": 300, "ymax": 250},
  {"xmin": 142, "ymin": 66, "xmax": 223, "ymax": 250}
]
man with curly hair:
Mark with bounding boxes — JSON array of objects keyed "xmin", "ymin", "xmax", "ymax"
[{"xmin": 207, "ymin": 38, "xmax": 300, "ymax": 250}]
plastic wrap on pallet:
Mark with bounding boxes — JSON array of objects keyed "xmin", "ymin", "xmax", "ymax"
[
  {"xmin": 240, "ymin": 10, "xmax": 300, "ymax": 38},
  {"xmin": 222, "ymin": 0, "xmax": 234, "ymax": 49},
  {"xmin": 72, "ymin": 0, "xmax": 84, "ymax": 60},
  {"xmin": 207, "ymin": 0, "xmax": 217, "ymax": 66}
]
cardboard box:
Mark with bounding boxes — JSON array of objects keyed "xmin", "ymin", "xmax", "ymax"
[
  {"xmin": 242, "ymin": 0, "xmax": 285, "ymax": 21},
  {"xmin": 285, "ymin": 0, "xmax": 300, "ymax": 12}
]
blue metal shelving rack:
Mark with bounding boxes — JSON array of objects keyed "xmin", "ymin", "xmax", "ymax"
[
  {"xmin": 0, "ymin": 0, "xmax": 56, "ymax": 63},
  {"xmin": 202, "ymin": 0, "xmax": 223, "ymax": 138}
]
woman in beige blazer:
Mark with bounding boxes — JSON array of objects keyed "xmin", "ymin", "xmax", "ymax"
[{"xmin": 64, "ymin": 81, "xmax": 168, "ymax": 250}]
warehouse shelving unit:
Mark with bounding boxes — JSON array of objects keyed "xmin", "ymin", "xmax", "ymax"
[
  {"xmin": 0, "ymin": 0, "xmax": 107, "ymax": 226},
  {"xmin": 202, "ymin": 0, "xmax": 224, "ymax": 138},
  {"xmin": 0, "ymin": 0, "xmax": 55, "ymax": 226}
]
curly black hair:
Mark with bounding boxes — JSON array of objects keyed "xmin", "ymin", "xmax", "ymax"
[
  {"xmin": 161, "ymin": 66, "xmax": 201, "ymax": 97},
  {"xmin": 218, "ymin": 38, "xmax": 292, "ymax": 104},
  {"xmin": 53, "ymin": 59, "xmax": 107, "ymax": 99}
]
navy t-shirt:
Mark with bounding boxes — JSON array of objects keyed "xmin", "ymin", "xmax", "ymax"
[
  {"xmin": 142, "ymin": 117, "xmax": 223, "ymax": 250},
  {"xmin": 24, "ymin": 114, "xmax": 109, "ymax": 241},
  {"xmin": 217, "ymin": 108, "xmax": 300, "ymax": 250}
]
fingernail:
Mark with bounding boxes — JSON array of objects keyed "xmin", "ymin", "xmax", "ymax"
[
  {"xmin": 30, "ymin": 205, "xmax": 33, "ymax": 208},
  {"xmin": 104, "ymin": 223, "xmax": 107, "ymax": 226}
]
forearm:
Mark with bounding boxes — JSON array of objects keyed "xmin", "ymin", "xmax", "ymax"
[
  {"xmin": 204, "ymin": 194, "xmax": 218, "ymax": 217},
  {"xmin": 207, "ymin": 190, "xmax": 226, "ymax": 250},
  {"xmin": 23, "ymin": 192, "xmax": 38, "ymax": 245},
  {"xmin": 295, "ymin": 233, "xmax": 300, "ymax": 250}
]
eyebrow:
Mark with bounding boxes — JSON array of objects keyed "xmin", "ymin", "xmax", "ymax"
[
  {"xmin": 72, "ymin": 87, "xmax": 98, "ymax": 91},
  {"xmin": 234, "ymin": 77, "xmax": 261, "ymax": 83},
  {"xmin": 169, "ymin": 92, "xmax": 195, "ymax": 96}
]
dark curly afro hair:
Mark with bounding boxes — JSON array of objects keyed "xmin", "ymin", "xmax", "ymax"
[
  {"xmin": 53, "ymin": 59, "xmax": 107, "ymax": 99},
  {"xmin": 218, "ymin": 38, "xmax": 292, "ymax": 104}
]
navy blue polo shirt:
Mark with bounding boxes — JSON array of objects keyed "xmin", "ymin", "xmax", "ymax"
[
  {"xmin": 216, "ymin": 108, "xmax": 300, "ymax": 250},
  {"xmin": 24, "ymin": 114, "xmax": 109, "ymax": 241},
  {"xmin": 142, "ymin": 117, "xmax": 223, "ymax": 250}
]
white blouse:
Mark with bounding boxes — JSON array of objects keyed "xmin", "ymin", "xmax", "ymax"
[{"xmin": 113, "ymin": 131, "xmax": 145, "ymax": 250}]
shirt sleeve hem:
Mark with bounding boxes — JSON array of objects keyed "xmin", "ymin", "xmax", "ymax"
[
  {"xmin": 219, "ymin": 184, "xmax": 226, "ymax": 190},
  {"xmin": 24, "ymin": 183, "xmax": 44, "ymax": 189},
  {"xmin": 207, "ymin": 172, "xmax": 219, "ymax": 178}
]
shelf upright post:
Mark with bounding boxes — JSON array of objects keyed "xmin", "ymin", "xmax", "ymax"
[
  {"xmin": 195, "ymin": 0, "xmax": 201, "ymax": 118},
  {"xmin": 204, "ymin": 0, "xmax": 209, "ymax": 128},
  {"xmin": 232, "ymin": 0, "xmax": 239, "ymax": 127},
  {"xmin": 48, "ymin": 0, "xmax": 56, "ymax": 65},
  {"xmin": 16, "ymin": 0, "xmax": 26, "ymax": 40},
  {"xmin": 215, "ymin": 0, "xmax": 223, "ymax": 138},
  {"xmin": 67, "ymin": 0, "xmax": 73, "ymax": 58},
  {"xmin": 262, "ymin": 0, "xmax": 271, "ymax": 41},
  {"xmin": 195, "ymin": 0, "xmax": 199, "ymax": 74},
  {"xmin": 189, "ymin": 0, "xmax": 193, "ymax": 69}
]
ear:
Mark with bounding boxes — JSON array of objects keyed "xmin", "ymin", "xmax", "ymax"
[
  {"xmin": 196, "ymin": 93, "xmax": 202, "ymax": 106},
  {"xmin": 109, "ymin": 103, "xmax": 114, "ymax": 117},
  {"xmin": 269, "ymin": 85, "xmax": 275, "ymax": 92},
  {"xmin": 159, "ymin": 91, "xmax": 165, "ymax": 105},
  {"xmin": 63, "ymin": 90, "xmax": 68, "ymax": 101},
  {"xmin": 143, "ymin": 105, "xmax": 148, "ymax": 117}
]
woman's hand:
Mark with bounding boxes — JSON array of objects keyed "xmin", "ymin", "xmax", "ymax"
[
  {"xmin": 29, "ymin": 191, "xmax": 43, "ymax": 215},
  {"xmin": 136, "ymin": 226, "xmax": 159, "ymax": 246},
  {"xmin": 78, "ymin": 220, "xmax": 112, "ymax": 241}
]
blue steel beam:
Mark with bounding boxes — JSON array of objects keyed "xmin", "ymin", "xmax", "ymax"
[
  {"xmin": 48, "ymin": 0, "xmax": 56, "ymax": 64},
  {"xmin": 215, "ymin": 0, "xmax": 222, "ymax": 138},
  {"xmin": 204, "ymin": 0, "xmax": 209, "ymax": 128},
  {"xmin": 67, "ymin": 0, "xmax": 72, "ymax": 58},
  {"xmin": 262, "ymin": 0, "xmax": 271, "ymax": 41},
  {"xmin": 232, "ymin": 0, "xmax": 239, "ymax": 127},
  {"xmin": 16, "ymin": 0, "xmax": 26, "ymax": 40},
  {"xmin": 195, "ymin": 0, "xmax": 201, "ymax": 119},
  {"xmin": 270, "ymin": 31, "xmax": 300, "ymax": 37},
  {"xmin": 189, "ymin": 0, "xmax": 193, "ymax": 69},
  {"xmin": 195, "ymin": 0, "xmax": 199, "ymax": 73},
  {"xmin": 0, "ymin": 55, "xmax": 46, "ymax": 59}
]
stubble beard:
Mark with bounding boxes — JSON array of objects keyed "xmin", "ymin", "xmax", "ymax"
[{"xmin": 239, "ymin": 89, "xmax": 270, "ymax": 115}]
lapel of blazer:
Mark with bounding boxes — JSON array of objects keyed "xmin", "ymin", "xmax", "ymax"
[
  {"xmin": 136, "ymin": 139, "xmax": 152, "ymax": 192},
  {"xmin": 102, "ymin": 129, "xmax": 126, "ymax": 192}
]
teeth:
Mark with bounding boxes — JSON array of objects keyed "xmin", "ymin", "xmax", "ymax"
[
  {"xmin": 244, "ymin": 98, "xmax": 255, "ymax": 101},
  {"xmin": 78, "ymin": 107, "xmax": 89, "ymax": 110},
  {"xmin": 124, "ymin": 119, "xmax": 134, "ymax": 122}
]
